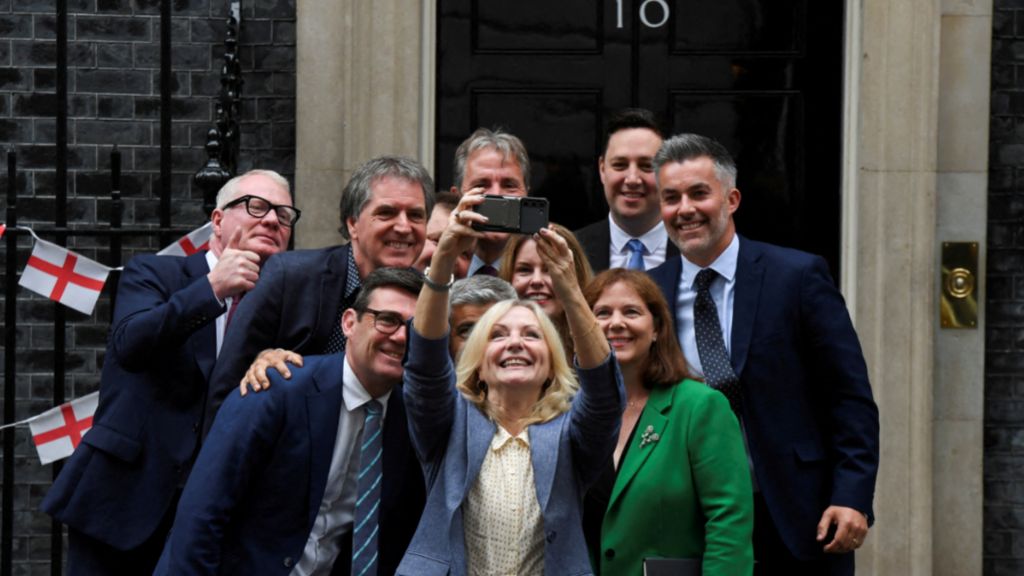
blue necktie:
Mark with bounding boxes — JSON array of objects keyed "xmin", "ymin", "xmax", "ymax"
[
  {"xmin": 693, "ymin": 268, "xmax": 743, "ymax": 413},
  {"xmin": 626, "ymin": 239, "xmax": 646, "ymax": 271},
  {"xmin": 352, "ymin": 400, "xmax": 383, "ymax": 576}
]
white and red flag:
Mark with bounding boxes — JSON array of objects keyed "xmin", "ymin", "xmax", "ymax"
[
  {"xmin": 0, "ymin": 223, "xmax": 6, "ymax": 239},
  {"xmin": 158, "ymin": 222, "xmax": 213, "ymax": 257},
  {"xmin": 28, "ymin": 392, "xmax": 99, "ymax": 465},
  {"xmin": 18, "ymin": 238, "xmax": 111, "ymax": 315}
]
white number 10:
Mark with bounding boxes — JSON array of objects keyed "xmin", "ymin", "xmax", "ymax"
[{"xmin": 616, "ymin": 0, "xmax": 670, "ymax": 29}]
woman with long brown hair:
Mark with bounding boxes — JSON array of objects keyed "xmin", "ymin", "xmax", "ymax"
[{"xmin": 498, "ymin": 222, "xmax": 593, "ymax": 357}]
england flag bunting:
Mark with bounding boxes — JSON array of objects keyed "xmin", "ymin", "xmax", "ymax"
[
  {"xmin": 27, "ymin": 392, "xmax": 99, "ymax": 465},
  {"xmin": 158, "ymin": 222, "xmax": 213, "ymax": 256},
  {"xmin": 18, "ymin": 237, "xmax": 112, "ymax": 315}
]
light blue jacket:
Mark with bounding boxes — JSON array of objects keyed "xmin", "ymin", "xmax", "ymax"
[{"xmin": 397, "ymin": 328, "xmax": 624, "ymax": 576}]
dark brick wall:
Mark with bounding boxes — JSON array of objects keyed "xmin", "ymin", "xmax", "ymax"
[
  {"xmin": 988, "ymin": 3, "xmax": 1024, "ymax": 576},
  {"xmin": 0, "ymin": 0, "xmax": 295, "ymax": 572}
]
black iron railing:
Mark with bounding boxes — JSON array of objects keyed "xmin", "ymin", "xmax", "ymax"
[{"xmin": 195, "ymin": 10, "xmax": 244, "ymax": 215}]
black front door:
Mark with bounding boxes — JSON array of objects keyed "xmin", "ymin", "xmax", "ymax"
[{"xmin": 436, "ymin": 0, "xmax": 845, "ymax": 274}]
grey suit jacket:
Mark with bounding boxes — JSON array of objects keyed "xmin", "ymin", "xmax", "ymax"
[{"xmin": 397, "ymin": 329, "xmax": 624, "ymax": 576}]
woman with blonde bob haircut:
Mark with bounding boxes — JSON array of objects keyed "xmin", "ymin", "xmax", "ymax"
[
  {"xmin": 397, "ymin": 189, "xmax": 625, "ymax": 576},
  {"xmin": 454, "ymin": 298, "xmax": 578, "ymax": 426}
]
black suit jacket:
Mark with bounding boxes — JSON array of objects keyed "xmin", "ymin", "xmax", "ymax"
[
  {"xmin": 574, "ymin": 219, "xmax": 679, "ymax": 273},
  {"xmin": 205, "ymin": 244, "xmax": 353, "ymax": 432},
  {"xmin": 648, "ymin": 237, "xmax": 879, "ymax": 565}
]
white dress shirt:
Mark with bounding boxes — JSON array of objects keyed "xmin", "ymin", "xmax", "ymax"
[
  {"xmin": 674, "ymin": 235, "xmax": 758, "ymax": 488},
  {"xmin": 203, "ymin": 251, "xmax": 237, "ymax": 358},
  {"xmin": 675, "ymin": 234, "xmax": 740, "ymax": 377},
  {"xmin": 607, "ymin": 215, "xmax": 670, "ymax": 270},
  {"xmin": 468, "ymin": 253, "xmax": 502, "ymax": 276},
  {"xmin": 291, "ymin": 358, "xmax": 392, "ymax": 576}
]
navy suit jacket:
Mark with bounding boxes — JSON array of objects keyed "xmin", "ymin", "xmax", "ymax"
[
  {"xmin": 42, "ymin": 252, "xmax": 223, "ymax": 550},
  {"xmin": 648, "ymin": 236, "xmax": 879, "ymax": 562},
  {"xmin": 158, "ymin": 353, "xmax": 425, "ymax": 575},
  {"xmin": 205, "ymin": 244, "xmax": 353, "ymax": 433},
  {"xmin": 574, "ymin": 219, "xmax": 679, "ymax": 273}
]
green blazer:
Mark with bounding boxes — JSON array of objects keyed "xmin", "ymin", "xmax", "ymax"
[{"xmin": 597, "ymin": 379, "xmax": 754, "ymax": 576}]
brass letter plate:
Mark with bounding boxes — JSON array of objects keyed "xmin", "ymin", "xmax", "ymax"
[{"xmin": 940, "ymin": 242, "xmax": 978, "ymax": 329}]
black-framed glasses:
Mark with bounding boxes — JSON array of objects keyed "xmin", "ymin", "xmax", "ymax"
[
  {"xmin": 363, "ymin": 308, "xmax": 409, "ymax": 335},
  {"xmin": 223, "ymin": 194, "xmax": 302, "ymax": 228}
]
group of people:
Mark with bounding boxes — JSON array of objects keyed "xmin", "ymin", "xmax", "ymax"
[{"xmin": 40, "ymin": 109, "xmax": 880, "ymax": 576}]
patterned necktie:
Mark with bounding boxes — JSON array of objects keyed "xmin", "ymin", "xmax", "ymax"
[
  {"xmin": 352, "ymin": 400, "xmax": 383, "ymax": 576},
  {"xmin": 324, "ymin": 266, "xmax": 362, "ymax": 354},
  {"xmin": 475, "ymin": 264, "xmax": 498, "ymax": 277},
  {"xmin": 625, "ymin": 239, "xmax": 646, "ymax": 271},
  {"xmin": 693, "ymin": 268, "xmax": 743, "ymax": 413}
]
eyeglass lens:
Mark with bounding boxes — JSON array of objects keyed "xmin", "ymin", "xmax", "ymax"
[
  {"xmin": 241, "ymin": 196, "xmax": 299, "ymax": 227},
  {"xmin": 366, "ymin": 309, "xmax": 404, "ymax": 334}
]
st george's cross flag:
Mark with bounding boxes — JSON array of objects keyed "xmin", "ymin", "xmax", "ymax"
[
  {"xmin": 19, "ymin": 238, "xmax": 111, "ymax": 315},
  {"xmin": 158, "ymin": 222, "xmax": 213, "ymax": 256},
  {"xmin": 28, "ymin": 392, "xmax": 99, "ymax": 464}
]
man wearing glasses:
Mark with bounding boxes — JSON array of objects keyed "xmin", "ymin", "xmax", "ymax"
[
  {"xmin": 157, "ymin": 268, "xmax": 425, "ymax": 576},
  {"xmin": 42, "ymin": 170, "xmax": 297, "ymax": 575}
]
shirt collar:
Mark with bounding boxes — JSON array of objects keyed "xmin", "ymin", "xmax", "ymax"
[
  {"xmin": 608, "ymin": 214, "xmax": 668, "ymax": 255},
  {"xmin": 468, "ymin": 253, "xmax": 502, "ymax": 276},
  {"xmin": 491, "ymin": 425, "xmax": 530, "ymax": 451},
  {"xmin": 342, "ymin": 356, "xmax": 391, "ymax": 419},
  {"xmin": 681, "ymin": 233, "xmax": 740, "ymax": 289},
  {"xmin": 205, "ymin": 251, "xmax": 226, "ymax": 306}
]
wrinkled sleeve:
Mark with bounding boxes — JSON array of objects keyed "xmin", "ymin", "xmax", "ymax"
[
  {"xmin": 402, "ymin": 326, "xmax": 458, "ymax": 467},
  {"xmin": 800, "ymin": 256, "xmax": 879, "ymax": 520},
  {"xmin": 569, "ymin": 352, "xmax": 625, "ymax": 488},
  {"xmin": 109, "ymin": 256, "xmax": 223, "ymax": 373}
]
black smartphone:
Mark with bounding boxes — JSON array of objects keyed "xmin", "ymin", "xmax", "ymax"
[{"xmin": 472, "ymin": 195, "xmax": 549, "ymax": 234}]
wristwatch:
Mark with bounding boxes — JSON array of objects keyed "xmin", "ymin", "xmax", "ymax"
[{"xmin": 423, "ymin": 267, "xmax": 455, "ymax": 291}]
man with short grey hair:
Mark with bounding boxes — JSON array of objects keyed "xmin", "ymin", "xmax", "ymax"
[
  {"xmin": 447, "ymin": 275, "xmax": 517, "ymax": 358},
  {"xmin": 339, "ymin": 156, "xmax": 436, "ymax": 278},
  {"xmin": 450, "ymin": 128, "xmax": 530, "ymax": 275},
  {"xmin": 647, "ymin": 133, "xmax": 879, "ymax": 575},
  {"xmin": 42, "ymin": 169, "xmax": 296, "ymax": 575},
  {"xmin": 206, "ymin": 155, "xmax": 435, "ymax": 428}
]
